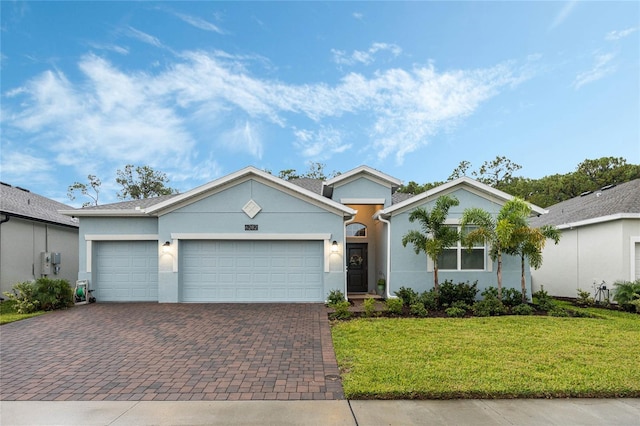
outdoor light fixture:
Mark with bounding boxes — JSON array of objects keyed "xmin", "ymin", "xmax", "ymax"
[
  {"xmin": 162, "ymin": 241, "xmax": 171, "ymax": 253},
  {"xmin": 331, "ymin": 240, "xmax": 338, "ymax": 253}
]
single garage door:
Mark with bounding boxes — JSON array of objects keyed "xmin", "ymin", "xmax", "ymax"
[
  {"xmin": 95, "ymin": 241, "xmax": 158, "ymax": 302},
  {"xmin": 181, "ymin": 240, "xmax": 323, "ymax": 302}
]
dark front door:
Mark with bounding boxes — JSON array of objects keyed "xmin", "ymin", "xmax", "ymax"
[{"xmin": 347, "ymin": 243, "xmax": 368, "ymax": 293}]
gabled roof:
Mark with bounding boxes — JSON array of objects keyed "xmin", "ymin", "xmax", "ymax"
[
  {"xmin": 61, "ymin": 167, "xmax": 356, "ymax": 218},
  {"xmin": 530, "ymin": 179, "xmax": 640, "ymax": 229},
  {"xmin": 0, "ymin": 182, "xmax": 79, "ymax": 228},
  {"xmin": 323, "ymin": 165, "xmax": 402, "ymax": 192},
  {"xmin": 377, "ymin": 176, "xmax": 547, "ymax": 217}
]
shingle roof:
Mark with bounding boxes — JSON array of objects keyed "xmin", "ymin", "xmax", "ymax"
[
  {"xmin": 76, "ymin": 194, "xmax": 179, "ymax": 211},
  {"xmin": 530, "ymin": 179, "xmax": 640, "ymax": 227},
  {"xmin": 289, "ymin": 178, "xmax": 324, "ymax": 195},
  {"xmin": 0, "ymin": 183, "xmax": 79, "ymax": 228}
]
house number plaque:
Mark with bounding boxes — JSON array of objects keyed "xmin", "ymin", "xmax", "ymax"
[{"xmin": 245, "ymin": 224, "xmax": 258, "ymax": 231}]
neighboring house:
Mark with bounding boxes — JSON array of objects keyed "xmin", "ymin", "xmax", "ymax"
[
  {"xmin": 0, "ymin": 183, "xmax": 79, "ymax": 295},
  {"xmin": 60, "ymin": 166, "xmax": 545, "ymax": 303},
  {"xmin": 530, "ymin": 179, "xmax": 640, "ymax": 298}
]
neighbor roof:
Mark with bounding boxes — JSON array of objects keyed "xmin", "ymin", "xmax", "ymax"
[
  {"xmin": 0, "ymin": 182, "xmax": 79, "ymax": 228},
  {"xmin": 530, "ymin": 179, "xmax": 640, "ymax": 228}
]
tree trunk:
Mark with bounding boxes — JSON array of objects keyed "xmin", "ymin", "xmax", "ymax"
[
  {"xmin": 497, "ymin": 252, "xmax": 503, "ymax": 300},
  {"xmin": 521, "ymin": 254, "xmax": 527, "ymax": 303},
  {"xmin": 433, "ymin": 258, "xmax": 440, "ymax": 294}
]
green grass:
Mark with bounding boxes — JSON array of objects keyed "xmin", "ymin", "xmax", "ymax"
[
  {"xmin": 331, "ymin": 307, "xmax": 640, "ymax": 399},
  {"xmin": 0, "ymin": 300, "xmax": 45, "ymax": 325}
]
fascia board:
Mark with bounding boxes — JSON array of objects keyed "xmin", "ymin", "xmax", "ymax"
[
  {"xmin": 146, "ymin": 166, "xmax": 356, "ymax": 217},
  {"xmin": 324, "ymin": 165, "xmax": 402, "ymax": 188},
  {"xmin": 58, "ymin": 209, "xmax": 149, "ymax": 217},
  {"xmin": 557, "ymin": 213, "xmax": 640, "ymax": 230}
]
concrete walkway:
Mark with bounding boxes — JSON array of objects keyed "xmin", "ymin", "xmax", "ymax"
[{"xmin": 1, "ymin": 399, "xmax": 639, "ymax": 425}]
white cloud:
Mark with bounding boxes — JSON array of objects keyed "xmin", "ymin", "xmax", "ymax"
[
  {"xmin": 605, "ymin": 27, "xmax": 638, "ymax": 41},
  {"xmin": 353, "ymin": 12, "xmax": 363, "ymax": 20},
  {"xmin": 221, "ymin": 121, "xmax": 264, "ymax": 159},
  {"xmin": 87, "ymin": 42, "xmax": 129, "ymax": 55},
  {"xmin": 549, "ymin": 1, "xmax": 578, "ymax": 30},
  {"xmin": 0, "ymin": 150, "xmax": 54, "ymax": 185},
  {"xmin": 332, "ymin": 42, "xmax": 402, "ymax": 66},
  {"xmin": 294, "ymin": 127, "xmax": 351, "ymax": 159},
  {"xmin": 125, "ymin": 26, "xmax": 165, "ymax": 48},
  {"xmin": 173, "ymin": 12, "xmax": 225, "ymax": 34},
  {"xmin": 573, "ymin": 52, "xmax": 617, "ymax": 89}
]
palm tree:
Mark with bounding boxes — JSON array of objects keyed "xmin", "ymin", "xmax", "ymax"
[
  {"xmin": 461, "ymin": 198, "xmax": 531, "ymax": 300},
  {"xmin": 402, "ymin": 195, "xmax": 460, "ymax": 294}
]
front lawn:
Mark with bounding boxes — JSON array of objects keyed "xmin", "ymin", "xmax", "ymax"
[
  {"xmin": 0, "ymin": 300, "xmax": 45, "ymax": 325},
  {"xmin": 331, "ymin": 307, "xmax": 640, "ymax": 399}
]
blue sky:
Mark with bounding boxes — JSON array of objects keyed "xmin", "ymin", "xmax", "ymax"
[{"xmin": 1, "ymin": 1, "xmax": 638, "ymax": 206}]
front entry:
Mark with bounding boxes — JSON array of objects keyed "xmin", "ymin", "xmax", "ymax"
[{"xmin": 347, "ymin": 243, "xmax": 368, "ymax": 293}]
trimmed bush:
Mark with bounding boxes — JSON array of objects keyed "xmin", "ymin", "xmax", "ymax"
[
  {"xmin": 3, "ymin": 282, "xmax": 39, "ymax": 314},
  {"xmin": 363, "ymin": 298, "xmax": 377, "ymax": 318},
  {"xmin": 3, "ymin": 278, "xmax": 74, "ymax": 314},
  {"xmin": 410, "ymin": 302, "xmax": 428, "ymax": 317},
  {"xmin": 385, "ymin": 298, "xmax": 404, "ymax": 315},
  {"xmin": 445, "ymin": 307, "xmax": 466, "ymax": 318},
  {"xmin": 501, "ymin": 288, "xmax": 523, "ymax": 307},
  {"xmin": 394, "ymin": 287, "xmax": 419, "ymax": 307},
  {"xmin": 532, "ymin": 287, "xmax": 556, "ymax": 312},
  {"xmin": 613, "ymin": 280, "xmax": 640, "ymax": 313},
  {"xmin": 439, "ymin": 280, "xmax": 478, "ymax": 307},
  {"xmin": 512, "ymin": 303, "xmax": 533, "ymax": 316},
  {"xmin": 418, "ymin": 290, "xmax": 439, "ymax": 311},
  {"xmin": 330, "ymin": 301, "xmax": 352, "ymax": 320},
  {"xmin": 327, "ymin": 289, "xmax": 345, "ymax": 306},
  {"xmin": 472, "ymin": 296, "xmax": 507, "ymax": 317},
  {"xmin": 576, "ymin": 289, "xmax": 595, "ymax": 307}
]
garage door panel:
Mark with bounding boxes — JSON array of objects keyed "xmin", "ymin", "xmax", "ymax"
[
  {"xmin": 181, "ymin": 240, "xmax": 323, "ymax": 302},
  {"xmin": 95, "ymin": 241, "xmax": 158, "ymax": 302}
]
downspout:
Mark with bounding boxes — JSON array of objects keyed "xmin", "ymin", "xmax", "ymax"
[
  {"xmin": 343, "ymin": 212, "xmax": 358, "ymax": 301},
  {"xmin": 0, "ymin": 213, "xmax": 10, "ymax": 225},
  {"xmin": 376, "ymin": 213, "xmax": 394, "ymax": 299}
]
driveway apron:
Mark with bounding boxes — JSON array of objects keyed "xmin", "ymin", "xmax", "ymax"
[{"xmin": 0, "ymin": 303, "xmax": 344, "ymax": 401}]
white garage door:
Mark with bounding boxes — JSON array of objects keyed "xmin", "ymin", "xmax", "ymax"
[
  {"xmin": 95, "ymin": 241, "xmax": 158, "ymax": 302},
  {"xmin": 181, "ymin": 240, "xmax": 323, "ymax": 302}
]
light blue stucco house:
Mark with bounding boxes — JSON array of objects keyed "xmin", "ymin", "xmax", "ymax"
[{"xmin": 60, "ymin": 166, "xmax": 546, "ymax": 303}]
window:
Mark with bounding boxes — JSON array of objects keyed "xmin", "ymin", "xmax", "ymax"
[
  {"xmin": 346, "ymin": 223, "xmax": 367, "ymax": 237},
  {"xmin": 438, "ymin": 225, "xmax": 485, "ymax": 270}
]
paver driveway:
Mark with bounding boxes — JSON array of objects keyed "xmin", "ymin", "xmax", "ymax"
[{"xmin": 0, "ymin": 303, "xmax": 343, "ymax": 401}]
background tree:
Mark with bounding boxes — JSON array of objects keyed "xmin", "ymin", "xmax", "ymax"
[
  {"xmin": 67, "ymin": 175, "xmax": 101, "ymax": 207},
  {"xmin": 448, "ymin": 160, "xmax": 472, "ymax": 180},
  {"xmin": 116, "ymin": 165, "xmax": 177, "ymax": 200},
  {"xmin": 402, "ymin": 195, "xmax": 460, "ymax": 294},
  {"xmin": 472, "ymin": 156, "xmax": 523, "ymax": 188},
  {"xmin": 461, "ymin": 197, "xmax": 531, "ymax": 300},
  {"xmin": 277, "ymin": 162, "xmax": 340, "ymax": 181}
]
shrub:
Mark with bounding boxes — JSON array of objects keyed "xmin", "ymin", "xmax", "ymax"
[
  {"xmin": 472, "ymin": 297, "xmax": 507, "ymax": 317},
  {"xmin": 549, "ymin": 307, "xmax": 569, "ymax": 317},
  {"xmin": 501, "ymin": 288, "xmax": 523, "ymax": 307},
  {"xmin": 409, "ymin": 302, "xmax": 428, "ymax": 317},
  {"xmin": 418, "ymin": 290, "xmax": 439, "ymax": 311},
  {"xmin": 34, "ymin": 278, "xmax": 74, "ymax": 310},
  {"xmin": 512, "ymin": 303, "xmax": 533, "ymax": 316},
  {"xmin": 363, "ymin": 298, "xmax": 377, "ymax": 318},
  {"xmin": 385, "ymin": 298, "xmax": 404, "ymax": 315},
  {"xmin": 439, "ymin": 280, "xmax": 478, "ymax": 307},
  {"xmin": 330, "ymin": 301, "xmax": 352, "ymax": 320},
  {"xmin": 576, "ymin": 289, "xmax": 595, "ymax": 307},
  {"xmin": 450, "ymin": 300, "xmax": 470, "ymax": 311},
  {"xmin": 327, "ymin": 289, "xmax": 345, "ymax": 306},
  {"xmin": 394, "ymin": 287, "xmax": 418, "ymax": 307},
  {"xmin": 445, "ymin": 307, "xmax": 466, "ymax": 318},
  {"xmin": 481, "ymin": 286, "xmax": 499, "ymax": 299},
  {"xmin": 532, "ymin": 287, "xmax": 556, "ymax": 312},
  {"xmin": 613, "ymin": 280, "xmax": 640, "ymax": 313},
  {"xmin": 3, "ymin": 281, "xmax": 39, "ymax": 314}
]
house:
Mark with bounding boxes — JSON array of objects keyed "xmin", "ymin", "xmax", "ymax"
[
  {"xmin": 0, "ymin": 183, "xmax": 79, "ymax": 295},
  {"xmin": 530, "ymin": 179, "xmax": 640, "ymax": 299},
  {"xmin": 60, "ymin": 166, "xmax": 545, "ymax": 303}
]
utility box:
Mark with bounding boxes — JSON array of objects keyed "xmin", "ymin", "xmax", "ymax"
[
  {"xmin": 52, "ymin": 252, "xmax": 61, "ymax": 274},
  {"xmin": 41, "ymin": 252, "xmax": 52, "ymax": 275}
]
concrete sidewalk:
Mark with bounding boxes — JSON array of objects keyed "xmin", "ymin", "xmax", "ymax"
[{"xmin": 1, "ymin": 399, "xmax": 639, "ymax": 425}]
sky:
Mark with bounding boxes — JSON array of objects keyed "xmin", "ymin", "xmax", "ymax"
[{"xmin": 1, "ymin": 1, "xmax": 639, "ymax": 207}]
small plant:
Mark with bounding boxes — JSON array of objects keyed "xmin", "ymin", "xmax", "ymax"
[
  {"xmin": 501, "ymin": 288, "xmax": 522, "ymax": 307},
  {"xmin": 363, "ymin": 298, "xmax": 377, "ymax": 318},
  {"xmin": 472, "ymin": 296, "xmax": 507, "ymax": 317},
  {"xmin": 35, "ymin": 278, "xmax": 74, "ymax": 310},
  {"xmin": 418, "ymin": 290, "xmax": 439, "ymax": 311},
  {"xmin": 450, "ymin": 300, "xmax": 470, "ymax": 311},
  {"xmin": 576, "ymin": 289, "xmax": 595, "ymax": 307},
  {"xmin": 612, "ymin": 280, "xmax": 640, "ymax": 313},
  {"xmin": 3, "ymin": 282, "xmax": 39, "ymax": 314},
  {"xmin": 410, "ymin": 302, "xmax": 428, "ymax": 317},
  {"xmin": 385, "ymin": 298, "xmax": 404, "ymax": 315},
  {"xmin": 330, "ymin": 301, "xmax": 352, "ymax": 320},
  {"xmin": 481, "ymin": 286, "xmax": 499, "ymax": 299},
  {"xmin": 549, "ymin": 307, "xmax": 569, "ymax": 317},
  {"xmin": 532, "ymin": 286, "xmax": 556, "ymax": 312},
  {"xmin": 327, "ymin": 289, "xmax": 345, "ymax": 306},
  {"xmin": 394, "ymin": 287, "xmax": 418, "ymax": 307},
  {"xmin": 439, "ymin": 280, "xmax": 478, "ymax": 306},
  {"xmin": 512, "ymin": 303, "xmax": 533, "ymax": 316},
  {"xmin": 445, "ymin": 307, "xmax": 466, "ymax": 318}
]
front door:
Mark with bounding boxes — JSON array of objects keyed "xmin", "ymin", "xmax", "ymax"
[{"xmin": 347, "ymin": 243, "xmax": 368, "ymax": 293}]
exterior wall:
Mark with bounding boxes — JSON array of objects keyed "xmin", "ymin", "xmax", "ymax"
[
  {"xmin": 532, "ymin": 219, "xmax": 640, "ymax": 298},
  {"xmin": 0, "ymin": 217, "xmax": 78, "ymax": 294},
  {"xmin": 157, "ymin": 179, "xmax": 346, "ymax": 302},
  {"xmin": 387, "ymin": 187, "xmax": 529, "ymax": 298},
  {"xmin": 331, "ymin": 177, "xmax": 393, "ymax": 208}
]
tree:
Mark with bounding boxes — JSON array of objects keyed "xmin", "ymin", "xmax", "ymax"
[
  {"xmin": 278, "ymin": 169, "xmax": 300, "ymax": 181},
  {"xmin": 461, "ymin": 197, "xmax": 531, "ymax": 300},
  {"xmin": 67, "ymin": 175, "xmax": 101, "ymax": 207},
  {"xmin": 448, "ymin": 160, "xmax": 472, "ymax": 180},
  {"xmin": 472, "ymin": 156, "xmax": 522, "ymax": 188},
  {"xmin": 277, "ymin": 162, "xmax": 340, "ymax": 181},
  {"xmin": 116, "ymin": 165, "xmax": 177, "ymax": 200},
  {"xmin": 401, "ymin": 195, "xmax": 460, "ymax": 294}
]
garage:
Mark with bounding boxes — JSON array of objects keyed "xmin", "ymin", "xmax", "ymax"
[
  {"xmin": 180, "ymin": 240, "xmax": 323, "ymax": 302},
  {"xmin": 95, "ymin": 241, "xmax": 158, "ymax": 302}
]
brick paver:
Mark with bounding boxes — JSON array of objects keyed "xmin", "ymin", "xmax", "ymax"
[{"xmin": 0, "ymin": 303, "xmax": 343, "ymax": 401}]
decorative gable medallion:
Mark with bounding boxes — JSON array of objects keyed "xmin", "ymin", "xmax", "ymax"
[{"xmin": 242, "ymin": 199, "xmax": 262, "ymax": 219}]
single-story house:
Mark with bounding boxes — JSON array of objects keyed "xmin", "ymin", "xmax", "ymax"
[
  {"xmin": 60, "ymin": 166, "xmax": 546, "ymax": 303},
  {"xmin": 530, "ymin": 179, "xmax": 640, "ymax": 299},
  {"xmin": 0, "ymin": 182, "xmax": 79, "ymax": 295}
]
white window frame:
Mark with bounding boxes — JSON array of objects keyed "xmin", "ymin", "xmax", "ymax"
[
  {"xmin": 346, "ymin": 222, "xmax": 367, "ymax": 238},
  {"xmin": 438, "ymin": 225, "xmax": 486, "ymax": 271}
]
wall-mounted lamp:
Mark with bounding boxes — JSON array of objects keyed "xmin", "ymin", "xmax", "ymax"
[
  {"xmin": 162, "ymin": 241, "xmax": 171, "ymax": 253},
  {"xmin": 331, "ymin": 240, "xmax": 338, "ymax": 253}
]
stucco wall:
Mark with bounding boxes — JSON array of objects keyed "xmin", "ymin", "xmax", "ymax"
[
  {"xmin": 0, "ymin": 217, "xmax": 78, "ymax": 294},
  {"xmin": 331, "ymin": 177, "xmax": 393, "ymax": 207}
]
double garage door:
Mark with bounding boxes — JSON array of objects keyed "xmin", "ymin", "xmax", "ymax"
[
  {"xmin": 94, "ymin": 240, "xmax": 324, "ymax": 302},
  {"xmin": 180, "ymin": 240, "xmax": 324, "ymax": 302}
]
